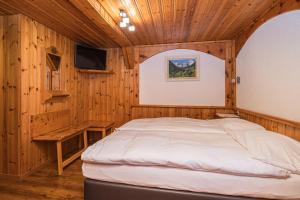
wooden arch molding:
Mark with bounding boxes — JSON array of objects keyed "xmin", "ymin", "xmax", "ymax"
[
  {"xmin": 137, "ymin": 41, "xmax": 228, "ymax": 64},
  {"xmin": 235, "ymin": 0, "xmax": 300, "ymax": 55}
]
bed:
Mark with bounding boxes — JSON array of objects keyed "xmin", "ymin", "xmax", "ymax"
[{"xmin": 81, "ymin": 117, "xmax": 300, "ymax": 200}]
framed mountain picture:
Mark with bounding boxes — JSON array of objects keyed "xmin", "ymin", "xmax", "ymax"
[{"xmin": 166, "ymin": 56, "xmax": 199, "ymax": 81}]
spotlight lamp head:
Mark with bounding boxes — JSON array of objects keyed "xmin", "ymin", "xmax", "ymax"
[
  {"xmin": 119, "ymin": 21, "xmax": 127, "ymax": 28},
  {"xmin": 122, "ymin": 17, "xmax": 130, "ymax": 24},
  {"xmin": 128, "ymin": 24, "xmax": 135, "ymax": 32},
  {"xmin": 119, "ymin": 10, "xmax": 126, "ymax": 17}
]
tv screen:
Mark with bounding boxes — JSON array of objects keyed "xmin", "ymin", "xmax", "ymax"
[{"xmin": 75, "ymin": 44, "xmax": 107, "ymax": 70}]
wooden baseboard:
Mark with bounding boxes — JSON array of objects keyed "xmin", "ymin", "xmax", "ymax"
[
  {"xmin": 236, "ymin": 108, "xmax": 300, "ymax": 141},
  {"xmin": 0, "ymin": 173, "xmax": 20, "ymax": 180},
  {"xmin": 20, "ymin": 159, "xmax": 55, "ymax": 177}
]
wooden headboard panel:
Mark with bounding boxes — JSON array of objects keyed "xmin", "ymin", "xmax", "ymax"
[
  {"xmin": 237, "ymin": 108, "xmax": 300, "ymax": 141},
  {"xmin": 131, "ymin": 105, "xmax": 235, "ymax": 120},
  {"xmin": 30, "ymin": 109, "xmax": 71, "ymax": 138}
]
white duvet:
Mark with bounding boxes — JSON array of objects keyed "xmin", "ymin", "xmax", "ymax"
[
  {"xmin": 82, "ymin": 118, "xmax": 291, "ymax": 179},
  {"xmin": 117, "ymin": 117, "xmax": 226, "ymax": 133}
]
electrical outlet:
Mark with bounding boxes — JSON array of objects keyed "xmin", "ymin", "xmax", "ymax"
[{"xmin": 237, "ymin": 76, "xmax": 241, "ymax": 84}]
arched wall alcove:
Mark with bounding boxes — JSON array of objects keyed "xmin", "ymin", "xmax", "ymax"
[
  {"xmin": 139, "ymin": 49, "xmax": 225, "ymax": 106},
  {"xmin": 237, "ymin": 10, "xmax": 300, "ymax": 122},
  {"xmin": 132, "ymin": 40, "xmax": 236, "ymax": 107}
]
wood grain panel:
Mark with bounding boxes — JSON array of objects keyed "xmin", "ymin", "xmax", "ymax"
[
  {"xmin": 132, "ymin": 105, "xmax": 234, "ymax": 120},
  {"xmin": 138, "ymin": 41, "xmax": 227, "ymax": 62},
  {"xmin": 0, "ymin": 16, "xmax": 4, "ymax": 174},
  {"xmin": 238, "ymin": 108, "xmax": 300, "ymax": 141},
  {"xmin": 30, "ymin": 110, "xmax": 71, "ymax": 138},
  {"xmin": 19, "ymin": 15, "xmax": 90, "ymax": 176},
  {"xmin": 1, "ymin": 15, "xmax": 22, "ymax": 176},
  {"xmin": 0, "ymin": 0, "xmax": 289, "ymax": 50},
  {"xmin": 0, "ymin": 15, "xmax": 89, "ymax": 176},
  {"xmin": 100, "ymin": 0, "xmax": 279, "ymax": 45},
  {"xmin": 0, "ymin": 0, "xmax": 118, "ymax": 47}
]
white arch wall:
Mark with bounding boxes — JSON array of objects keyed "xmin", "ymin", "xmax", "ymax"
[
  {"xmin": 237, "ymin": 10, "xmax": 300, "ymax": 122},
  {"xmin": 139, "ymin": 49, "xmax": 225, "ymax": 106}
]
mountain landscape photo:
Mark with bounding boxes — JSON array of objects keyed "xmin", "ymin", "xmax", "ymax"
[{"xmin": 168, "ymin": 58, "xmax": 197, "ymax": 79}]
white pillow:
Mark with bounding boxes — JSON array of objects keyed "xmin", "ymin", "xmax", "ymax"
[
  {"xmin": 229, "ymin": 129, "xmax": 300, "ymax": 174},
  {"xmin": 215, "ymin": 118, "xmax": 265, "ymax": 131}
]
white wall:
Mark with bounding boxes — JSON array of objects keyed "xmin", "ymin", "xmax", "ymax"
[
  {"xmin": 237, "ymin": 10, "xmax": 300, "ymax": 122},
  {"xmin": 139, "ymin": 49, "xmax": 225, "ymax": 106}
]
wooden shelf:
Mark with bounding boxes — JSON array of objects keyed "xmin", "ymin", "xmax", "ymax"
[
  {"xmin": 51, "ymin": 91, "xmax": 70, "ymax": 98},
  {"xmin": 43, "ymin": 91, "xmax": 70, "ymax": 102},
  {"xmin": 78, "ymin": 69, "xmax": 114, "ymax": 74}
]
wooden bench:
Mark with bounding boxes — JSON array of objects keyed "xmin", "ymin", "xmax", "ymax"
[{"xmin": 31, "ymin": 110, "xmax": 114, "ymax": 175}]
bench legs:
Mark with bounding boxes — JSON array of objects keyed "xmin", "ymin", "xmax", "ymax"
[
  {"xmin": 56, "ymin": 130, "xmax": 88, "ymax": 175},
  {"xmin": 83, "ymin": 130, "xmax": 88, "ymax": 148},
  {"xmin": 102, "ymin": 128, "xmax": 107, "ymax": 138},
  {"xmin": 56, "ymin": 141, "xmax": 63, "ymax": 175}
]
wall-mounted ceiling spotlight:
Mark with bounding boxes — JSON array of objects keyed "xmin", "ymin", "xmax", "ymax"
[
  {"xmin": 122, "ymin": 17, "xmax": 130, "ymax": 24},
  {"xmin": 128, "ymin": 24, "xmax": 135, "ymax": 32},
  {"xmin": 119, "ymin": 10, "xmax": 126, "ymax": 17},
  {"xmin": 119, "ymin": 9, "xmax": 135, "ymax": 31},
  {"xmin": 119, "ymin": 21, "xmax": 127, "ymax": 28}
]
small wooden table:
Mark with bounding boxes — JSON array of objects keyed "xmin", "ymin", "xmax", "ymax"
[{"xmin": 87, "ymin": 121, "xmax": 115, "ymax": 138}]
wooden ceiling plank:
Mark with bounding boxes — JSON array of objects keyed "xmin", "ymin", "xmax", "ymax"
[
  {"xmin": 146, "ymin": 0, "xmax": 164, "ymax": 44},
  {"xmin": 132, "ymin": 0, "xmax": 158, "ymax": 44},
  {"xmin": 0, "ymin": 0, "xmax": 104, "ymax": 47},
  {"xmin": 0, "ymin": 0, "xmax": 291, "ymax": 49},
  {"xmin": 194, "ymin": 0, "xmax": 218, "ymax": 41},
  {"xmin": 195, "ymin": 0, "xmax": 232, "ymax": 42},
  {"xmin": 181, "ymin": 0, "xmax": 198, "ymax": 42},
  {"xmin": 206, "ymin": 0, "xmax": 251, "ymax": 41},
  {"xmin": 118, "ymin": 0, "xmax": 148, "ymax": 45},
  {"xmin": 51, "ymin": 0, "xmax": 118, "ymax": 47},
  {"xmin": 224, "ymin": 0, "xmax": 273, "ymax": 39},
  {"xmin": 161, "ymin": 0, "xmax": 174, "ymax": 43},
  {"xmin": 69, "ymin": 0, "xmax": 132, "ymax": 47},
  {"xmin": 0, "ymin": 2, "xmax": 19, "ymax": 15},
  {"xmin": 173, "ymin": 0, "xmax": 187, "ymax": 43},
  {"xmin": 213, "ymin": 0, "xmax": 264, "ymax": 40},
  {"xmin": 37, "ymin": 0, "xmax": 116, "ymax": 47}
]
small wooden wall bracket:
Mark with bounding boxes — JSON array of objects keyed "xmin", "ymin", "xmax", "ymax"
[{"xmin": 122, "ymin": 46, "xmax": 135, "ymax": 69}]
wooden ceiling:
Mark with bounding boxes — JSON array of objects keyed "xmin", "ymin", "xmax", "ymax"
[{"xmin": 0, "ymin": 0, "xmax": 299, "ymax": 49}]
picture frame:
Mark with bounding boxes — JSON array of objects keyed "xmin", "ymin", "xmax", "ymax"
[{"xmin": 165, "ymin": 56, "xmax": 200, "ymax": 81}]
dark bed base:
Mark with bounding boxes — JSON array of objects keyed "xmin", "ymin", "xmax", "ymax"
[{"xmin": 84, "ymin": 178, "xmax": 266, "ymax": 200}]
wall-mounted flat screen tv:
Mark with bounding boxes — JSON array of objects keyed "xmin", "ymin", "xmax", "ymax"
[{"xmin": 75, "ymin": 44, "xmax": 107, "ymax": 70}]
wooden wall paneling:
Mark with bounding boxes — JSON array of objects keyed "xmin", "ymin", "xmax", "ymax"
[
  {"xmin": 0, "ymin": 0, "xmax": 117, "ymax": 48},
  {"xmin": 132, "ymin": 47, "xmax": 140, "ymax": 106},
  {"xmin": 1, "ymin": 15, "xmax": 22, "ymax": 175},
  {"xmin": 69, "ymin": 0, "xmax": 132, "ymax": 46},
  {"xmin": 238, "ymin": 108, "xmax": 300, "ymax": 141},
  {"xmin": 131, "ymin": 105, "xmax": 235, "ymax": 120},
  {"xmin": 0, "ymin": 16, "xmax": 4, "ymax": 174},
  {"xmin": 3, "ymin": 15, "xmax": 90, "ymax": 176},
  {"xmin": 225, "ymin": 40, "xmax": 236, "ymax": 108},
  {"xmin": 138, "ymin": 41, "xmax": 227, "ymax": 62}
]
